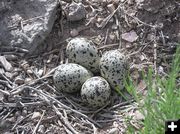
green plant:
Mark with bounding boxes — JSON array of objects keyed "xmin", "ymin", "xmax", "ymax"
[{"xmin": 125, "ymin": 46, "xmax": 180, "ymax": 134}]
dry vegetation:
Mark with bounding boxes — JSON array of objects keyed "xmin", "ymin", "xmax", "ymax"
[{"xmin": 0, "ymin": 0, "xmax": 179, "ymax": 133}]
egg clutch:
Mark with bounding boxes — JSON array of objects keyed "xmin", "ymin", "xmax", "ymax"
[{"xmin": 53, "ymin": 37, "xmax": 129, "ymax": 108}]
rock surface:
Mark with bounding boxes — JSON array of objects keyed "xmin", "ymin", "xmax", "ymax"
[
  {"xmin": 65, "ymin": 2, "xmax": 86, "ymax": 21},
  {"xmin": 0, "ymin": 0, "xmax": 58, "ymax": 54}
]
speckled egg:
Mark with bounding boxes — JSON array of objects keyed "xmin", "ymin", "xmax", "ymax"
[
  {"xmin": 53, "ymin": 63, "xmax": 93, "ymax": 93},
  {"xmin": 81, "ymin": 76, "xmax": 111, "ymax": 108},
  {"xmin": 99, "ymin": 50, "xmax": 129, "ymax": 90},
  {"xmin": 66, "ymin": 37, "xmax": 100, "ymax": 73}
]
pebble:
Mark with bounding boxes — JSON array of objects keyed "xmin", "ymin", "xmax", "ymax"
[
  {"xmin": 122, "ymin": 30, "xmax": 138, "ymax": 42},
  {"xmin": 70, "ymin": 29, "xmax": 79, "ymax": 37},
  {"xmin": 27, "ymin": 69, "xmax": 33, "ymax": 74},
  {"xmin": 38, "ymin": 125, "xmax": 45, "ymax": 133},
  {"xmin": 25, "ymin": 78, "xmax": 32, "ymax": 83},
  {"xmin": 37, "ymin": 69, "xmax": 44, "ymax": 77},
  {"xmin": 31, "ymin": 112, "xmax": 41, "ymax": 119},
  {"xmin": 14, "ymin": 76, "xmax": 24, "ymax": 84}
]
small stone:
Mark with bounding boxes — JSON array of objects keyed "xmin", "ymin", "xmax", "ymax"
[
  {"xmin": 25, "ymin": 78, "xmax": 32, "ymax": 83},
  {"xmin": 122, "ymin": 30, "xmax": 138, "ymax": 42},
  {"xmin": 97, "ymin": 17, "xmax": 103, "ymax": 23},
  {"xmin": 158, "ymin": 66, "xmax": 164, "ymax": 74},
  {"xmin": 111, "ymin": 24, "xmax": 118, "ymax": 30},
  {"xmin": 27, "ymin": 69, "xmax": 33, "ymax": 74},
  {"xmin": 14, "ymin": 76, "xmax": 24, "ymax": 84},
  {"xmin": 70, "ymin": 29, "xmax": 79, "ymax": 37},
  {"xmin": 109, "ymin": 33, "xmax": 116, "ymax": 41},
  {"xmin": 31, "ymin": 112, "xmax": 41, "ymax": 119},
  {"xmin": 38, "ymin": 125, "xmax": 45, "ymax": 133},
  {"xmin": 37, "ymin": 69, "xmax": 44, "ymax": 77},
  {"xmin": 22, "ymin": 109, "xmax": 28, "ymax": 116}
]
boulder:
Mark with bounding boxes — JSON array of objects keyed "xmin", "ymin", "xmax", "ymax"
[{"xmin": 0, "ymin": 0, "xmax": 58, "ymax": 54}]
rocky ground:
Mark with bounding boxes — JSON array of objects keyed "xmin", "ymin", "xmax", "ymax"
[{"xmin": 0, "ymin": 0, "xmax": 179, "ymax": 133}]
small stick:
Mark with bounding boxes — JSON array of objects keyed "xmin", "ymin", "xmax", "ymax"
[
  {"xmin": 86, "ymin": 119, "xmax": 98, "ymax": 134},
  {"xmin": 18, "ymin": 86, "xmax": 102, "ymax": 128},
  {"xmin": 108, "ymin": 99, "xmax": 134, "ymax": 110},
  {"xmin": 0, "ymin": 79, "xmax": 13, "ymax": 89},
  {"xmin": 32, "ymin": 110, "xmax": 45, "ymax": 134},
  {"xmin": 98, "ymin": 4, "xmax": 122, "ymax": 29},
  {"xmin": 11, "ymin": 113, "xmax": 33, "ymax": 130},
  {"xmin": 10, "ymin": 66, "xmax": 58, "ymax": 94},
  {"xmin": 90, "ymin": 101, "xmax": 110, "ymax": 118},
  {"xmin": 98, "ymin": 43, "xmax": 119, "ymax": 50},
  {"xmin": 53, "ymin": 104, "xmax": 79, "ymax": 134},
  {"xmin": 103, "ymin": 28, "xmax": 109, "ymax": 45},
  {"xmin": 0, "ymin": 89, "xmax": 10, "ymax": 96}
]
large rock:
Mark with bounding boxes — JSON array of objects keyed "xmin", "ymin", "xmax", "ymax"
[{"xmin": 0, "ymin": 0, "xmax": 58, "ymax": 54}]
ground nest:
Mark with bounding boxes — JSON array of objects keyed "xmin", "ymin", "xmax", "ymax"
[{"xmin": 0, "ymin": 0, "xmax": 179, "ymax": 133}]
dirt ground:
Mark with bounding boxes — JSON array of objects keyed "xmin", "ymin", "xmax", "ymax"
[{"xmin": 0, "ymin": 0, "xmax": 179, "ymax": 133}]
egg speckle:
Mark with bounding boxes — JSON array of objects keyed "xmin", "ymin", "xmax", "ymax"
[
  {"xmin": 99, "ymin": 50, "xmax": 129, "ymax": 90},
  {"xmin": 66, "ymin": 37, "xmax": 100, "ymax": 73},
  {"xmin": 81, "ymin": 76, "xmax": 111, "ymax": 108},
  {"xmin": 53, "ymin": 63, "xmax": 93, "ymax": 93}
]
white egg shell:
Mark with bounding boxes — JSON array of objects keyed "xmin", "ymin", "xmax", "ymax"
[
  {"xmin": 81, "ymin": 76, "xmax": 111, "ymax": 108},
  {"xmin": 66, "ymin": 37, "xmax": 100, "ymax": 73},
  {"xmin": 99, "ymin": 50, "xmax": 129, "ymax": 90},
  {"xmin": 53, "ymin": 63, "xmax": 93, "ymax": 93}
]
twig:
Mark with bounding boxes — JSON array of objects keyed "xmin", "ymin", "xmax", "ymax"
[
  {"xmin": 0, "ymin": 101, "xmax": 45, "ymax": 108},
  {"xmin": 98, "ymin": 4, "xmax": 122, "ymax": 29},
  {"xmin": 97, "ymin": 43, "xmax": 119, "ymax": 50},
  {"xmin": 96, "ymin": 118, "xmax": 124, "ymax": 123},
  {"xmin": 90, "ymin": 101, "xmax": 110, "ymax": 118},
  {"xmin": 32, "ymin": 110, "xmax": 45, "ymax": 134},
  {"xmin": 85, "ymin": 119, "xmax": 98, "ymax": 134},
  {"xmin": 17, "ymin": 86, "xmax": 102, "ymax": 128},
  {"xmin": 103, "ymin": 28, "xmax": 109, "ymax": 45},
  {"xmin": 123, "ymin": 11, "xmax": 155, "ymax": 28},
  {"xmin": 10, "ymin": 66, "xmax": 58, "ymax": 95},
  {"xmin": 108, "ymin": 99, "xmax": 134, "ymax": 110},
  {"xmin": 0, "ymin": 79, "xmax": 13, "ymax": 89},
  {"xmin": 11, "ymin": 113, "xmax": 33, "ymax": 130},
  {"xmin": 1, "ymin": 108, "xmax": 15, "ymax": 120},
  {"xmin": 52, "ymin": 104, "xmax": 79, "ymax": 134},
  {"xmin": 0, "ymin": 88, "xmax": 10, "ymax": 96}
]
